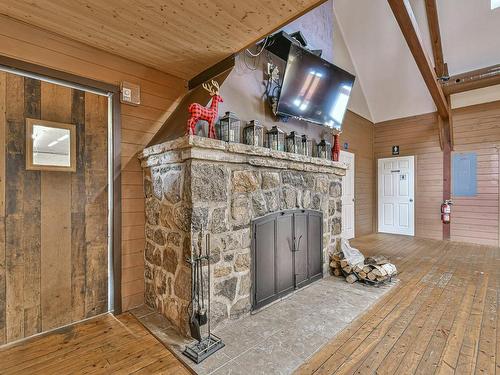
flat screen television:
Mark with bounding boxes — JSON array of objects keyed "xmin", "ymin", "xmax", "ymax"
[{"xmin": 277, "ymin": 43, "xmax": 355, "ymax": 130}]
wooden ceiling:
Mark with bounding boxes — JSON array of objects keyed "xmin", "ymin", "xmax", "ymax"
[{"xmin": 0, "ymin": 0, "xmax": 326, "ymax": 80}]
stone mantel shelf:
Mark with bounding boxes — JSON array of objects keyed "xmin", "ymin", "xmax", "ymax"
[{"xmin": 140, "ymin": 135, "xmax": 347, "ymax": 176}]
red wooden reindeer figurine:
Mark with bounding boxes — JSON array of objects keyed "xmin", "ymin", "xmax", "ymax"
[{"xmin": 187, "ymin": 80, "xmax": 223, "ymax": 139}]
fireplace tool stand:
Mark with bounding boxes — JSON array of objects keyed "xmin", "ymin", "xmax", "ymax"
[{"xmin": 183, "ymin": 233, "xmax": 225, "ymax": 363}]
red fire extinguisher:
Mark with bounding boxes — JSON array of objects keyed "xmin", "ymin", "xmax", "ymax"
[{"xmin": 441, "ymin": 199, "xmax": 453, "ymax": 224}]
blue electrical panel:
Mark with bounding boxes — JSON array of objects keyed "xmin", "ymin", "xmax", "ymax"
[{"xmin": 452, "ymin": 152, "xmax": 477, "ymax": 197}]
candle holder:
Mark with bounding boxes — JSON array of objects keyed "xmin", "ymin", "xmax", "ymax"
[
  {"xmin": 317, "ymin": 139, "xmax": 332, "ymax": 159},
  {"xmin": 301, "ymin": 134, "xmax": 313, "ymax": 156},
  {"xmin": 217, "ymin": 111, "xmax": 241, "ymax": 143},
  {"xmin": 286, "ymin": 131, "xmax": 303, "ymax": 154},
  {"xmin": 243, "ymin": 120, "xmax": 264, "ymax": 147},
  {"xmin": 267, "ymin": 126, "xmax": 285, "ymax": 151}
]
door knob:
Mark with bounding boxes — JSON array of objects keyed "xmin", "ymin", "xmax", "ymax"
[{"xmin": 409, "ymin": 198, "xmax": 414, "ymax": 202}]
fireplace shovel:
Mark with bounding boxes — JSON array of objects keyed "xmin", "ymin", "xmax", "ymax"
[{"xmin": 188, "ymin": 253, "xmax": 202, "ymax": 341}]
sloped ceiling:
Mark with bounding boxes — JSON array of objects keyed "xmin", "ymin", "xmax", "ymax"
[
  {"xmin": 333, "ymin": 0, "xmax": 500, "ymax": 123},
  {"xmin": 0, "ymin": 0, "xmax": 327, "ymax": 80}
]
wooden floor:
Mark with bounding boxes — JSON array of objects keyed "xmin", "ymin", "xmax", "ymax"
[
  {"xmin": 0, "ymin": 313, "xmax": 190, "ymax": 375},
  {"xmin": 296, "ymin": 233, "xmax": 499, "ymax": 375}
]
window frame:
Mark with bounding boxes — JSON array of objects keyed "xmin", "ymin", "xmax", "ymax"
[{"xmin": 26, "ymin": 118, "xmax": 77, "ymax": 172}]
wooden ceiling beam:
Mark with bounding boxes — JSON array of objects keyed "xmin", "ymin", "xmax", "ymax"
[
  {"xmin": 424, "ymin": 0, "xmax": 447, "ymax": 78},
  {"xmin": 387, "ymin": 0, "xmax": 450, "ymax": 120},
  {"xmin": 442, "ymin": 64, "xmax": 500, "ymax": 95}
]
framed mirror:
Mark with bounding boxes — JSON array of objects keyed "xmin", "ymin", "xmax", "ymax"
[{"xmin": 26, "ymin": 118, "xmax": 76, "ymax": 172}]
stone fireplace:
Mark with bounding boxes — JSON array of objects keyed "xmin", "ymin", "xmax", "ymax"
[{"xmin": 139, "ymin": 135, "xmax": 346, "ymax": 335}]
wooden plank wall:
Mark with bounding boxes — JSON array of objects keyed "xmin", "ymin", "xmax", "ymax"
[
  {"xmin": 0, "ymin": 15, "xmax": 188, "ymax": 311},
  {"xmin": 0, "ymin": 72, "xmax": 108, "ymax": 345},
  {"xmin": 341, "ymin": 110, "xmax": 375, "ymax": 237},
  {"xmin": 374, "ymin": 112, "xmax": 443, "ymax": 240},
  {"xmin": 451, "ymin": 101, "xmax": 500, "ymax": 246}
]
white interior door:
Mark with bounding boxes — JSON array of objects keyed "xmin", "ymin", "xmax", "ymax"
[
  {"xmin": 340, "ymin": 151, "xmax": 355, "ymax": 240},
  {"xmin": 378, "ymin": 156, "xmax": 415, "ymax": 236}
]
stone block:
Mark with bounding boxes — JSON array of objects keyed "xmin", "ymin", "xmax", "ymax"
[
  {"xmin": 174, "ymin": 266, "xmax": 191, "ymax": 302},
  {"xmin": 231, "ymin": 195, "xmax": 250, "ymax": 224},
  {"xmin": 192, "ymin": 164, "xmax": 227, "ymax": 202},
  {"xmin": 261, "ymin": 171, "xmax": 280, "ymax": 189},
  {"xmin": 145, "ymin": 241, "xmax": 155, "ymax": 263},
  {"xmin": 191, "ymin": 206, "xmax": 208, "ymax": 231},
  {"xmin": 162, "ymin": 170, "xmax": 182, "ymax": 203},
  {"xmin": 234, "ymin": 252, "xmax": 250, "ymax": 272},
  {"xmin": 214, "ymin": 265, "xmax": 232, "ymax": 278},
  {"xmin": 336, "ymin": 200, "xmax": 342, "ymax": 213},
  {"xmin": 144, "ymin": 178, "xmax": 153, "ymax": 198},
  {"xmin": 167, "ymin": 232, "xmax": 181, "ymax": 247},
  {"xmin": 252, "ymin": 192, "xmax": 267, "ymax": 217},
  {"xmin": 282, "ymin": 187, "xmax": 297, "ymax": 209},
  {"xmin": 239, "ymin": 272, "xmax": 251, "ymax": 295},
  {"xmin": 153, "ymin": 229, "xmax": 165, "ymax": 246},
  {"xmin": 316, "ymin": 176, "xmax": 329, "ymax": 193},
  {"xmin": 231, "ymin": 297, "xmax": 251, "ymax": 319},
  {"xmin": 311, "ymin": 193, "xmax": 322, "ymax": 210},
  {"xmin": 232, "ymin": 170, "xmax": 260, "ymax": 193},
  {"xmin": 215, "ymin": 277, "xmax": 238, "ymax": 301},
  {"xmin": 331, "ymin": 217, "xmax": 342, "ymax": 235},
  {"xmin": 264, "ymin": 190, "xmax": 280, "ymax": 212},
  {"xmin": 282, "ymin": 171, "xmax": 305, "ymax": 188},
  {"xmin": 152, "ymin": 248, "xmax": 162, "ymax": 267},
  {"xmin": 211, "ymin": 300, "xmax": 228, "ymax": 325},
  {"xmin": 172, "ymin": 203, "xmax": 191, "ymax": 232},
  {"xmin": 329, "ymin": 180, "xmax": 342, "ymax": 197},
  {"xmin": 211, "ymin": 207, "xmax": 228, "ymax": 234},
  {"xmin": 162, "ymin": 247, "xmax": 178, "ymax": 274},
  {"xmin": 152, "ymin": 175, "xmax": 163, "ymax": 199},
  {"xmin": 145, "ymin": 198, "xmax": 160, "ymax": 225}
]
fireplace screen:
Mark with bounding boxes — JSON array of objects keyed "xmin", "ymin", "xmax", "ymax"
[{"xmin": 252, "ymin": 209, "xmax": 323, "ymax": 310}]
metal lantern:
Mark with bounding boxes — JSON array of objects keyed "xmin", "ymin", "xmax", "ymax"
[
  {"xmin": 243, "ymin": 120, "xmax": 264, "ymax": 147},
  {"xmin": 217, "ymin": 111, "xmax": 241, "ymax": 142},
  {"xmin": 267, "ymin": 126, "xmax": 285, "ymax": 151},
  {"xmin": 286, "ymin": 131, "xmax": 303, "ymax": 154},
  {"xmin": 317, "ymin": 139, "xmax": 332, "ymax": 159},
  {"xmin": 302, "ymin": 134, "xmax": 313, "ymax": 156}
]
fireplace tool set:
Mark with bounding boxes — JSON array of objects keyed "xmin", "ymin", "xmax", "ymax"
[{"xmin": 183, "ymin": 233, "xmax": 225, "ymax": 363}]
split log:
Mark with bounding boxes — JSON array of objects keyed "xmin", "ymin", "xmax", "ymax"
[
  {"xmin": 340, "ymin": 259, "xmax": 349, "ymax": 268},
  {"xmin": 346, "ymin": 274, "xmax": 358, "ymax": 284},
  {"xmin": 333, "ymin": 268, "xmax": 342, "ymax": 277},
  {"xmin": 363, "ymin": 265, "xmax": 373, "ymax": 273},
  {"xmin": 367, "ymin": 272, "xmax": 377, "ymax": 281},
  {"xmin": 343, "ymin": 265, "xmax": 352, "ymax": 274},
  {"xmin": 365, "ymin": 255, "xmax": 390, "ymax": 265},
  {"xmin": 372, "ymin": 265, "xmax": 388, "ymax": 277},
  {"xmin": 332, "ymin": 253, "xmax": 342, "ymax": 262},
  {"xmin": 330, "ymin": 260, "xmax": 340, "ymax": 269},
  {"xmin": 359, "ymin": 271, "xmax": 367, "ymax": 279}
]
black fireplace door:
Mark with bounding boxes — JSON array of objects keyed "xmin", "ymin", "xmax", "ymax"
[{"xmin": 252, "ymin": 209, "xmax": 323, "ymax": 310}]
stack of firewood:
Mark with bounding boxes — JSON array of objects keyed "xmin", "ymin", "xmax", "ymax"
[{"xmin": 330, "ymin": 253, "xmax": 397, "ymax": 285}]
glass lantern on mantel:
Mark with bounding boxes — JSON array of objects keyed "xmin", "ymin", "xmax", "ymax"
[
  {"xmin": 267, "ymin": 126, "xmax": 285, "ymax": 152},
  {"xmin": 302, "ymin": 134, "xmax": 313, "ymax": 156},
  {"xmin": 317, "ymin": 139, "xmax": 332, "ymax": 159},
  {"xmin": 217, "ymin": 111, "xmax": 241, "ymax": 143},
  {"xmin": 243, "ymin": 120, "xmax": 264, "ymax": 147},
  {"xmin": 286, "ymin": 131, "xmax": 303, "ymax": 154}
]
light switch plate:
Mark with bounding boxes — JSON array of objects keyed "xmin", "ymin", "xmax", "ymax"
[{"xmin": 120, "ymin": 81, "xmax": 140, "ymax": 105}]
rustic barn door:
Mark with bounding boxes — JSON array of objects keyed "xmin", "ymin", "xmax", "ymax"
[{"xmin": 0, "ymin": 71, "xmax": 109, "ymax": 345}]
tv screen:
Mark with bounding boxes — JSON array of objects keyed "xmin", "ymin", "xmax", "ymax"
[{"xmin": 277, "ymin": 44, "xmax": 355, "ymax": 129}]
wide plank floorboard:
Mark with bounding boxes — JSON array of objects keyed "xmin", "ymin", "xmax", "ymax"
[
  {"xmin": 0, "ymin": 313, "xmax": 190, "ymax": 375},
  {"xmin": 295, "ymin": 233, "xmax": 500, "ymax": 375}
]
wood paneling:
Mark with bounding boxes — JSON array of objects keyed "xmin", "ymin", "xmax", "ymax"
[
  {"xmin": 341, "ymin": 111, "xmax": 375, "ymax": 237},
  {"xmin": 0, "ymin": 15, "xmax": 189, "ymax": 311},
  {"xmin": 0, "ymin": 0, "xmax": 327, "ymax": 79},
  {"xmin": 451, "ymin": 101, "xmax": 500, "ymax": 246},
  {"xmin": 0, "ymin": 74, "xmax": 109, "ymax": 345},
  {"xmin": 374, "ymin": 112, "xmax": 443, "ymax": 240}
]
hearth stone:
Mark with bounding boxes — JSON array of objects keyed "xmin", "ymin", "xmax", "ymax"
[{"xmin": 139, "ymin": 135, "xmax": 347, "ymax": 335}]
